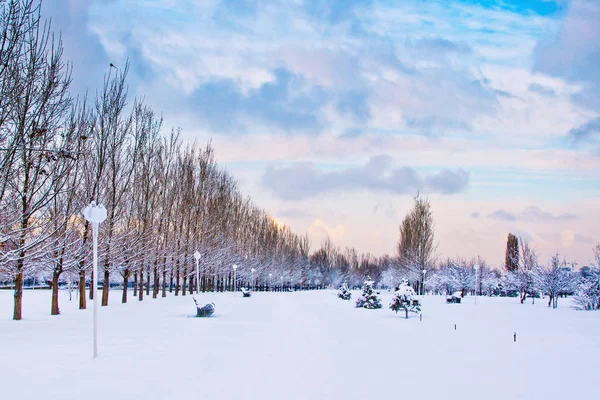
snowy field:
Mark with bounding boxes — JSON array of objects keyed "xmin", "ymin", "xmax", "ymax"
[{"xmin": 1, "ymin": 290, "xmax": 598, "ymax": 400}]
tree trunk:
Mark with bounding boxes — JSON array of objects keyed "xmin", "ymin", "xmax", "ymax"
[
  {"xmin": 405, "ymin": 309, "xmax": 408, "ymax": 319},
  {"xmin": 182, "ymin": 271, "xmax": 187, "ymax": 296},
  {"xmin": 122, "ymin": 273, "xmax": 129, "ymax": 304},
  {"xmin": 162, "ymin": 270, "xmax": 167, "ymax": 298},
  {"xmin": 102, "ymin": 267, "xmax": 110, "ymax": 306},
  {"xmin": 79, "ymin": 269, "xmax": 87, "ymax": 310},
  {"xmin": 133, "ymin": 272, "xmax": 138, "ymax": 297},
  {"xmin": 175, "ymin": 269, "xmax": 180, "ymax": 296},
  {"xmin": 51, "ymin": 270, "xmax": 61, "ymax": 315},
  {"xmin": 548, "ymin": 295, "xmax": 552, "ymax": 307},
  {"xmin": 153, "ymin": 264, "xmax": 159, "ymax": 299},
  {"xmin": 139, "ymin": 270, "xmax": 144, "ymax": 301},
  {"xmin": 189, "ymin": 275, "xmax": 194, "ymax": 294},
  {"xmin": 169, "ymin": 271, "xmax": 173, "ymax": 293},
  {"xmin": 13, "ymin": 271, "xmax": 24, "ymax": 320},
  {"xmin": 145, "ymin": 268, "xmax": 150, "ymax": 296}
]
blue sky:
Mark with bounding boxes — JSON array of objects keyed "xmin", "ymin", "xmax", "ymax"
[{"xmin": 44, "ymin": 0, "xmax": 599, "ymax": 266}]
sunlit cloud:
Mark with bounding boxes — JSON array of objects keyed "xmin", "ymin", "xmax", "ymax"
[{"xmin": 40, "ymin": 0, "xmax": 600, "ymax": 265}]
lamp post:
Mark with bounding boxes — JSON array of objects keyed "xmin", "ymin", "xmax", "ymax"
[
  {"xmin": 193, "ymin": 251, "xmax": 201, "ymax": 294},
  {"xmin": 233, "ymin": 264, "xmax": 238, "ymax": 296},
  {"xmin": 474, "ymin": 264, "xmax": 480, "ymax": 305},
  {"xmin": 251, "ymin": 268, "xmax": 256, "ymax": 291},
  {"xmin": 269, "ymin": 273, "xmax": 272, "ymax": 292},
  {"xmin": 82, "ymin": 201, "xmax": 107, "ymax": 359},
  {"xmin": 422, "ymin": 269, "xmax": 427, "ymax": 296}
]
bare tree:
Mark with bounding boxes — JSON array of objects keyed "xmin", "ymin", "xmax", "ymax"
[
  {"xmin": 43, "ymin": 98, "xmax": 90, "ymax": 315},
  {"xmin": 397, "ymin": 194, "xmax": 436, "ymax": 292},
  {"xmin": 519, "ymin": 238, "xmax": 538, "ymax": 304},
  {"xmin": 1, "ymin": 2, "xmax": 73, "ymax": 319},
  {"xmin": 532, "ymin": 253, "xmax": 574, "ymax": 308}
]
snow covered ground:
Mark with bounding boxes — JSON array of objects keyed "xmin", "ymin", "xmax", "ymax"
[{"xmin": 1, "ymin": 289, "xmax": 598, "ymax": 399}]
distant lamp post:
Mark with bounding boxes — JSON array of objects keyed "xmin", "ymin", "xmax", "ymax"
[
  {"xmin": 82, "ymin": 201, "xmax": 107, "ymax": 359},
  {"xmin": 233, "ymin": 264, "xmax": 238, "ymax": 296},
  {"xmin": 251, "ymin": 268, "xmax": 256, "ymax": 291},
  {"xmin": 474, "ymin": 264, "xmax": 480, "ymax": 305},
  {"xmin": 422, "ymin": 269, "xmax": 427, "ymax": 296},
  {"xmin": 281, "ymin": 276, "xmax": 283, "ymax": 292},
  {"xmin": 269, "ymin": 273, "xmax": 272, "ymax": 291},
  {"xmin": 193, "ymin": 251, "xmax": 201, "ymax": 294}
]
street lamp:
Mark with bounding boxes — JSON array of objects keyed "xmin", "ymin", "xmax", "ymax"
[
  {"xmin": 474, "ymin": 264, "xmax": 480, "ymax": 305},
  {"xmin": 82, "ymin": 201, "xmax": 107, "ymax": 359},
  {"xmin": 251, "ymin": 268, "xmax": 256, "ymax": 291},
  {"xmin": 193, "ymin": 251, "xmax": 201, "ymax": 294},
  {"xmin": 422, "ymin": 269, "xmax": 427, "ymax": 296},
  {"xmin": 233, "ymin": 264, "xmax": 238, "ymax": 296}
]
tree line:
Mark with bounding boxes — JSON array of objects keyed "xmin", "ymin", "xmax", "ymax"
[
  {"xmin": 0, "ymin": 0, "xmax": 400, "ymax": 320},
  {"xmin": 2, "ymin": 1, "xmax": 598, "ymax": 321}
]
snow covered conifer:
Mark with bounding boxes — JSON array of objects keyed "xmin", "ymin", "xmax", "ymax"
[
  {"xmin": 355, "ymin": 277, "xmax": 382, "ymax": 309},
  {"xmin": 390, "ymin": 280, "xmax": 422, "ymax": 318},
  {"xmin": 338, "ymin": 282, "xmax": 352, "ymax": 300}
]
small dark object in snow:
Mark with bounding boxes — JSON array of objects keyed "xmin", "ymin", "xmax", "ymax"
[
  {"xmin": 241, "ymin": 288, "xmax": 251, "ymax": 297},
  {"xmin": 193, "ymin": 297, "xmax": 215, "ymax": 317}
]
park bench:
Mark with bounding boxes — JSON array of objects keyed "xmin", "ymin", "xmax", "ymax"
[
  {"xmin": 241, "ymin": 288, "xmax": 251, "ymax": 297},
  {"xmin": 446, "ymin": 291, "xmax": 462, "ymax": 304},
  {"xmin": 193, "ymin": 297, "xmax": 215, "ymax": 317}
]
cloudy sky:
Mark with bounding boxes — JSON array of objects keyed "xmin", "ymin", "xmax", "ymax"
[{"xmin": 44, "ymin": 0, "xmax": 599, "ymax": 267}]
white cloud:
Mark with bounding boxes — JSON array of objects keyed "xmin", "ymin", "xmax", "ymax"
[{"xmin": 53, "ymin": 0, "xmax": 600, "ymax": 266}]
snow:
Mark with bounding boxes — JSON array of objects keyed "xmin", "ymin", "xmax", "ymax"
[
  {"xmin": 395, "ymin": 283, "xmax": 417, "ymax": 297},
  {"xmin": 1, "ymin": 290, "xmax": 599, "ymax": 399}
]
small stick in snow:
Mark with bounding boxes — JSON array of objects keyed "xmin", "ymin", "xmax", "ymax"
[
  {"xmin": 514, "ymin": 332, "xmax": 517, "ymax": 342},
  {"xmin": 455, "ymin": 324, "xmax": 457, "ymax": 330}
]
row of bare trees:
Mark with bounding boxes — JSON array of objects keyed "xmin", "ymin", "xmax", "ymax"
[
  {"xmin": 3, "ymin": 1, "xmax": 595, "ymax": 322},
  {"xmin": 1, "ymin": 1, "xmax": 404, "ymax": 320},
  {"xmin": 502, "ymin": 236, "xmax": 600, "ymax": 309}
]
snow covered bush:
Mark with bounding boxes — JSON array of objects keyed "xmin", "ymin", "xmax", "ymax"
[
  {"xmin": 390, "ymin": 280, "xmax": 421, "ymax": 318},
  {"xmin": 531, "ymin": 255, "xmax": 575, "ymax": 308},
  {"xmin": 429, "ymin": 258, "xmax": 475, "ymax": 295},
  {"xmin": 355, "ymin": 277, "xmax": 382, "ymax": 309},
  {"xmin": 573, "ymin": 268, "xmax": 600, "ymax": 311},
  {"xmin": 479, "ymin": 268, "xmax": 501, "ymax": 296},
  {"xmin": 337, "ymin": 282, "xmax": 352, "ymax": 300}
]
